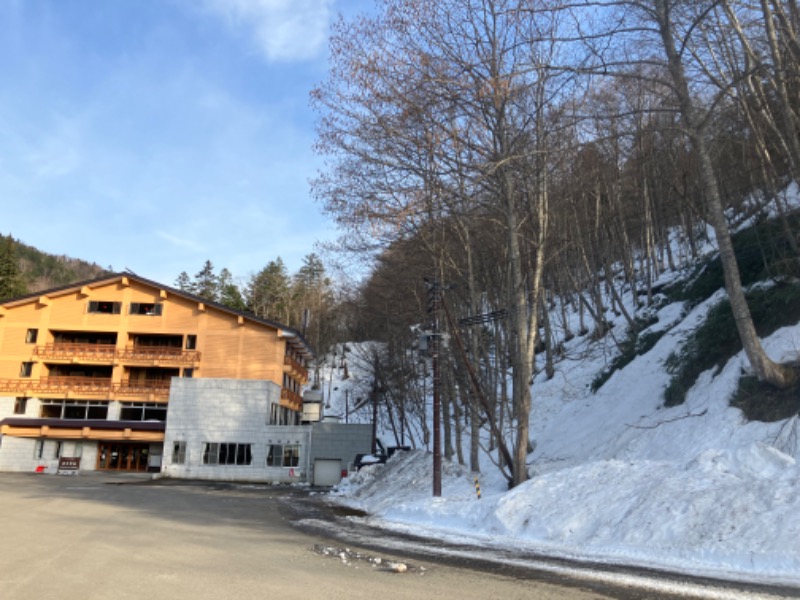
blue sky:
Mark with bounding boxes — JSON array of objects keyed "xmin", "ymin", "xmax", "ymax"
[{"xmin": 0, "ymin": 0, "xmax": 367, "ymax": 287}]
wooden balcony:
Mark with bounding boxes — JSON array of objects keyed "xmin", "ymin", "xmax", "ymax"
[
  {"xmin": 114, "ymin": 379, "xmax": 171, "ymax": 399},
  {"xmin": 33, "ymin": 343, "xmax": 200, "ymax": 365},
  {"xmin": 0, "ymin": 377, "xmax": 170, "ymax": 400},
  {"xmin": 283, "ymin": 355, "xmax": 309, "ymax": 382},
  {"xmin": 119, "ymin": 347, "xmax": 201, "ymax": 365},
  {"xmin": 34, "ymin": 343, "xmax": 116, "ymax": 361},
  {"xmin": 280, "ymin": 388, "xmax": 303, "ymax": 411}
]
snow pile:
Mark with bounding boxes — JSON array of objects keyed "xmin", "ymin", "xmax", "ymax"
[{"xmin": 324, "ymin": 281, "xmax": 800, "ymax": 587}]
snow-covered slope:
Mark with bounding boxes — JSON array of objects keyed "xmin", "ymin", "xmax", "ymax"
[{"xmin": 321, "ymin": 271, "xmax": 800, "ymax": 588}]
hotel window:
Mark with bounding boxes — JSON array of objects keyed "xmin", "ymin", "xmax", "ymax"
[
  {"xmin": 183, "ymin": 368, "xmax": 194, "ymax": 378},
  {"xmin": 119, "ymin": 402, "xmax": 167, "ymax": 421},
  {"xmin": 130, "ymin": 302, "xmax": 163, "ymax": 316},
  {"xmin": 185, "ymin": 335, "xmax": 197, "ymax": 350},
  {"xmin": 20, "ymin": 362, "xmax": 33, "ymax": 377},
  {"xmin": 40, "ymin": 400, "xmax": 108, "ymax": 420},
  {"xmin": 25, "ymin": 328, "xmax": 38, "ymax": 344},
  {"xmin": 88, "ymin": 301, "xmax": 121, "ymax": 314},
  {"xmin": 202, "ymin": 442, "xmax": 252, "ymax": 465},
  {"xmin": 172, "ymin": 441, "xmax": 187, "ymax": 464}
]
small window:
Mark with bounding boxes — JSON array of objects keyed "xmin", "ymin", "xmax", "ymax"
[
  {"xmin": 266, "ymin": 444, "xmax": 300, "ymax": 467},
  {"xmin": 130, "ymin": 303, "xmax": 163, "ymax": 316},
  {"xmin": 183, "ymin": 368, "xmax": 194, "ymax": 378},
  {"xmin": 54, "ymin": 441, "xmax": 63, "ymax": 459},
  {"xmin": 25, "ymin": 329, "xmax": 38, "ymax": 344},
  {"xmin": 283, "ymin": 444, "xmax": 300, "ymax": 467},
  {"xmin": 33, "ymin": 440, "xmax": 44, "ymax": 459},
  {"xmin": 203, "ymin": 442, "xmax": 219, "ymax": 465},
  {"xmin": 13, "ymin": 397, "xmax": 27, "ymax": 415},
  {"xmin": 172, "ymin": 441, "xmax": 187, "ymax": 464},
  {"xmin": 88, "ymin": 301, "xmax": 121, "ymax": 314},
  {"xmin": 186, "ymin": 335, "xmax": 197, "ymax": 350},
  {"xmin": 19, "ymin": 362, "xmax": 33, "ymax": 377}
]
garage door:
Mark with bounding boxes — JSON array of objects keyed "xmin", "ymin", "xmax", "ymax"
[{"xmin": 313, "ymin": 458, "xmax": 342, "ymax": 487}]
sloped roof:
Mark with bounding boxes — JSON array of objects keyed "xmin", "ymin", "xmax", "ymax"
[{"xmin": 0, "ymin": 271, "xmax": 314, "ymax": 358}]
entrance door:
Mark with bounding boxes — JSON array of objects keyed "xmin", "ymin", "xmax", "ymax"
[{"xmin": 96, "ymin": 443, "xmax": 150, "ymax": 471}]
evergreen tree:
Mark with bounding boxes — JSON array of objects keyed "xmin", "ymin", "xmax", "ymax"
[
  {"xmin": 292, "ymin": 253, "xmax": 334, "ymax": 352},
  {"xmin": 246, "ymin": 258, "xmax": 291, "ymax": 322},
  {"xmin": 0, "ymin": 236, "xmax": 27, "ymax": 300},
  {"xmin": 174, "ymin": 271, "xmax": 192, "ymax": 292},
  {"xmin": 193, "ymin": 260, "xmax": 218, "ymax": 301},
  {"xmin": 218, "ymin": 268, "xmax": 246, "ymax": 311}
]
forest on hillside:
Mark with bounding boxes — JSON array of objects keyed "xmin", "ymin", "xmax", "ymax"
[
  {"xmin": 310, "ymin": 0, "xmax": 800, "ymax": 486},
  {"xmin": 0, "ymin": 234, "xmax": 109, "ymax": 299}
]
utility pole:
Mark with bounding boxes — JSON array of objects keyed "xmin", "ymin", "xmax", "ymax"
[
  {"xmin": 371, "ymin": 380, "xmax": 378, "ymax": 455},
  {"xmin": 426, "ymin": 279, "xmax": 442, "ymax": 497}
]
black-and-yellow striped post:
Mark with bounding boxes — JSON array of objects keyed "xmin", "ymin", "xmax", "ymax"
[{"xmin": 473, "ymin": 475, "xmax": 481, "ymax": 500}]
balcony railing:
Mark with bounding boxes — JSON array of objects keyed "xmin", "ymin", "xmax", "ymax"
[
  {"xmin": 280, "ymin": 388, "xmax": 303, "ymax": 411},
  {"xmin": 113, "ymin": 379, "xmax": 172, "ymax": 398},
  {"xmin": 34, "ymin": 343, "xmax": 116, "ymax": 361},
  {"xmin": 0, "ymin": 377, "xmax": 170, "ymax": 400},
  {"xmin": 283, "ymin": 355, "xmax": 309, "ymax": 381},
  {"xmin": 33, "ymin": 343, "xmax": 200, "ymax": 365},
  {"xmin": 119, "ymin": 347, "xmax": 201, "ymax": 364}
]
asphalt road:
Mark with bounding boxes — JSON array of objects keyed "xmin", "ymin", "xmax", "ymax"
[
  {"xmin": 0, "ymin": 472, "xmax": 612, "ymax": 600},
  {"xmin": 0, "ymin": 473, "xmax": 795, "ymax": 600}
]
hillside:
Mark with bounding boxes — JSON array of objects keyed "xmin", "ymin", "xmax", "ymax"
[
  {"xmin": 1, "ymin": 234, "xmax": 109, "ymax": 295},
  {"xmin": 318, "ymin": 216, "xmax": 800, "ymax": 591}
]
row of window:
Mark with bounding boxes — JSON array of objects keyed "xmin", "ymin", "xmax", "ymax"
[
  {"xmin": 171, "ymin": 442, "xmax": 300, "ymax": 468},
  {"xmin": 269, "ymin": 403, "xmax": 301, "ymax": 426},
  {"xmin": 15, "ymin": 397, "xmax": 298, "ymax": 426},
  {"xmin": 25, "ymin": 399, "xmax": 167, "ymax": 421},
  {"xmin": 17, "ymin": 364, "xmax": 193, "ymax": 379},
  {"xmin": 34, "ymin": 440, "xmax": 83, "ymax": 460},
  {"xmin": 282, "ymin": 373, "xmax": 302, "ymax": 395},
  {"xmin": 87, "ymin": 301, "xmax": 163, "ymax": 315},
  {"xmin": 23, "ymin": 329, "xmax": 197, "ymax": 349},
  {"xmin": 285, "ymin": 346, "xmax": 305, "ymax": 367}
]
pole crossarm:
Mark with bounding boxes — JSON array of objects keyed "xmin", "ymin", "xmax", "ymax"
[
  {"xmin": 441, "ymin": 292, "xmax": 515, "ymax": 483},
  {"xmin": 458, "ymin": 309, "xmax": 508, "ymax": 327}
]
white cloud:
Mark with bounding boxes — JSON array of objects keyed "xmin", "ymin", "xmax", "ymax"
[
  {"xmin": 202, "ymin": 0, "xmax": 334, "ymax": 62},
  {"xmin": 155, "ymin": 230, "xmax": 205, "ymax": 252}
]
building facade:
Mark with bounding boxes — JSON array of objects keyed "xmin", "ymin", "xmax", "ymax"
[
  {"xmin": 161, "ymin": 378, "xmax": 372, "ymax": 485},
  {"xmin": 0, "ymin": 273, "xmax": 312, "ymax": 474}
]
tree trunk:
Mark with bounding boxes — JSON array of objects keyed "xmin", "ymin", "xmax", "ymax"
[{"xmin": 655, "ymin": 0, "xmax": 795, "ymax": 389}]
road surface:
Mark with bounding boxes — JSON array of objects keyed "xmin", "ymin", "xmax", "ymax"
[{"xmin": 0, "ymin": 473, "xmax": 794, "ymax": 599}]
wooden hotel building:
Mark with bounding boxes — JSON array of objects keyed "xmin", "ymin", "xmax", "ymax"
[{"xmin": 0, "ymin": 273, "xmax": 312, "ymax": 474}]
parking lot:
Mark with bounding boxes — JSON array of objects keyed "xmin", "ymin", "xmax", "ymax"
[{"xmin": 0, "ymin": 472, "xmax": 610, "ymax": 600}]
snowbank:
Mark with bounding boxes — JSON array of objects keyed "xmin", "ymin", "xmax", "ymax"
[{"xmin": 325, "ymin": 293, "xmax": 800, "ymax": 588}]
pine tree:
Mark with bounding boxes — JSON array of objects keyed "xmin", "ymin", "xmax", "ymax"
[
  {"xmin": 0, "ymin": 236, "xmax": 27, "ymax": 300},
  {"xmin": 193, "ymin": 260, "xmax": 218, "ymax": 302},
  {"xmin": 218, "ymin": 268, "xmax": 246, "ymax": 311},
  {"xmin": 174, "ymin": 271, "xmax": 192, "ymax": 292},
  {"xmin": 246, "ymin": 258, "xmax": 291, "ymax": 322}
]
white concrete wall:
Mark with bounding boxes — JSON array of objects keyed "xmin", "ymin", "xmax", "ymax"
[
  {"xmin": 0, "ymin": 395, "xmax": 100, "ymax": 473},
  {"xmin": 0, "ymin": 395, "xmax": 42, "ymax": 419},
  {"xmin": 0, "ymin": 437, "xmax": 90, "ymax": 473},
  {"xmin": 162, "ymin": 378, "xmax": 311, "ymax": 483}
]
